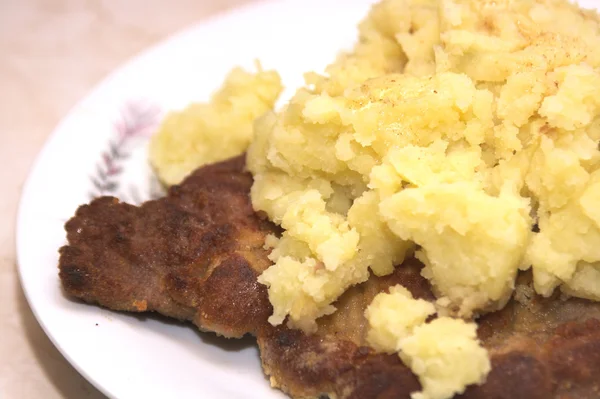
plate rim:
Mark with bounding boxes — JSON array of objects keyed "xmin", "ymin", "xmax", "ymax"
[
  {"xmin": 21, "ymin": 0, "xmax": 599, "ymax": 397},
  {"xmin": 14, "ymin": 0, "xmax": 349, "ymax": 397}
]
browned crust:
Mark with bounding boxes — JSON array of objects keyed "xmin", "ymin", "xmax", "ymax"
[
  {"xmin": 258, "ymin": 318, "xmax": 600, "ymax": 399},
  {"xmin": 58, "ymin": 156, "xmax": 600, "ymax": 398},
  {"xmin": 257, "ymin": 326, "xmax": 420, "ymax": 399},
  {"xmin": 59, "ymin": 155, "xmax": 275, "ymax": 337},
  {"xmin": 256, "ymin": 262, "xmax": 600, "ymax": 399}
]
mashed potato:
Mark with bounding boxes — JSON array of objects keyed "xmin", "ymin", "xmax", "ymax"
[
  {"xmin": 366, "ymin": 286, "xmax": 490, "ymax": 399},
  {"xmin": 150, "ymin": 64, "xmax": 282, "ymax": 185},
  {"xmin": 365, "ymin": 285, "xmax": 436, "ymax": 352},
  {"xmin": 150, "ymin": 0, "xmax": 600, "ymax": 396},
  {"xmin": 400, "ymin": 319, "xmax": 490, "ymax": 399},
  {"xmin": 249, "ymin": 0, "xmax": 600, "ymax": 330}
]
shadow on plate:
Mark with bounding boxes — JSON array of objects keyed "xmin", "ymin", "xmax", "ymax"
[{"xmin": 15, "ymin": 267, "xmax": 107, "ymax": 399}]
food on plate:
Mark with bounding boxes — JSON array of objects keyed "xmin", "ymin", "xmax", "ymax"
[
  {"xmin": 58, "ymin": 156, "xmax": 600, "ymax": 399},
  {"xmin": 365, "ymin": 287, "xmax": 490, "ymax": 399},
  {"xmin": 59, "ymin": 0, "xmax": 600, "ymax": 397},
  {"xmin": 249, "ymin": 0, "xmax": 600, "ymax": 333},
  {"xmin": 149, "ymin": 64, "xmax": 282, "ymax": 186},
  {"xmin": 247, "ymin": 0, "xmax": 600, "ymax": 394},
  {"xmin": 60, "ymin": 156, "xmax": 276, "ymax": 338}
]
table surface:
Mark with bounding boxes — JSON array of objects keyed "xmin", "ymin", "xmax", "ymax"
[{"xmin": 0, "ymin": 1, "xmax": 254, "ymax": 397}]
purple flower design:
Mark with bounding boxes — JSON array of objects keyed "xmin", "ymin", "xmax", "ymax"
[{"xmin": 89, "ymin": 101, "xmax": 162, "ymax": 201}]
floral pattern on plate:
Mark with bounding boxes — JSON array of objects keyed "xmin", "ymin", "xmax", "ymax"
[{"xmin": 89, "ymin": 101, "xmax": 165, "ymax": 204}]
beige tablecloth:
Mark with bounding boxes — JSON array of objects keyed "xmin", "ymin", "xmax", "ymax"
[{"xmin": 0, "ymin": 1, "xmax": 253, "ymax": 397}]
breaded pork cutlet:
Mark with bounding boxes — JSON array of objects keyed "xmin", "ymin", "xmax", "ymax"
[
  {"xmin": 59, "ymin": 155, "xmax": 275, "ymax": 338},
  {"xmin": 59, "ymin": 155, "xmax": 600, "ymax": 399}
]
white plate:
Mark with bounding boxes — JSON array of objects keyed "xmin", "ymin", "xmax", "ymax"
[
  {"xmin": 16, "ymin": 1, "xmax": 378, "ymax": 398},
  {"xmin": 16, "ymin": 0, "xmax": 600, "ymax": 398}
]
